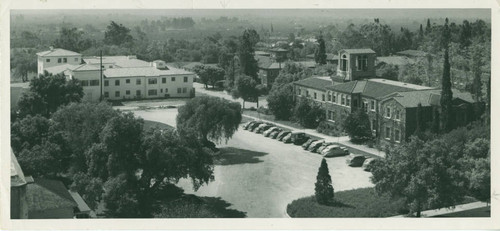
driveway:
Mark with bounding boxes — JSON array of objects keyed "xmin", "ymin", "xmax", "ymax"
[{"xmin": 132, "ymin": 108, "xmax": 374, "ymax": 218}]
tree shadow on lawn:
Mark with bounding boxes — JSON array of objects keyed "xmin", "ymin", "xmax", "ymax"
[
  {"xmin": 324, "ymin": 200, "xmax": 355, "ymax": 208},
  {"xmin": 200, "ymin": 196, "xmax": 247, "ymax": 218},
  {"xmin": 213, "ymin": 147, "xmax": 268, "ymax": 166}
]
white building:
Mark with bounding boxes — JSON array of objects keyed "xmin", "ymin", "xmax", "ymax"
[{"xmin": 36, "ymin": 48, "xmax": 195, "ymax": 102}]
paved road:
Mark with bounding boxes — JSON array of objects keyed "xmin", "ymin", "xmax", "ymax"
[
  {"xmin": 193, "ymin": 82, "xmax": 268, "ymax": 109},
  {"xmin": 132, "ymin": 108, "xmax": 374, "ymax": 218}
]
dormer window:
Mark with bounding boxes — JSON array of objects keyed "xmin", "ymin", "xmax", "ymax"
[{"xmin": 356, "ymin": 55, "xmax": 368, "ymax": 71}]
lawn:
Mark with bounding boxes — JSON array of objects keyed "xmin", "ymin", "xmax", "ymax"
[
  {"xmin": 143, "ymin": 120, "xmax": 175, "ymax": 131},
  {"xmin": 286, "ymin": 187, "xmax": 408, "ymax": 217}
]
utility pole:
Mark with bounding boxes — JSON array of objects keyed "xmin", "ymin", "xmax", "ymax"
[{"xmin": 100, "ymin": 50, "xmax": 103, "ymax": 101}]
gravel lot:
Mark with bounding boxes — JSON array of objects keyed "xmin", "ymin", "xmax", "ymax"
[{"xmin": 132, "ymin": 108, "xmax": 374, "ymax": 218}]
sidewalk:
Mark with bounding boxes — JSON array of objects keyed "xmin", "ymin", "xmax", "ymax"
[{"xmin": 390, "ymin": 201, "xmax": 490, "ymax": 218}]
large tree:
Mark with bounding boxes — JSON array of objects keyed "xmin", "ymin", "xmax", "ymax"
[
  {"xmin": 315, "ymin": 158, "xmax": 334, "ymax": 204},
  {"xmin": 238, "ymin": 29, "xmax": 259, "ymax": 79},
  {"xmin": 440, "ymin": 18, "xmax": 454, "ymax": 133},
  {"xmin": 176, "ymin": 96, "xmax": 242, "ymax": 146},
  {"xmin": 371, "ymin": 137, "xmax": 466, "ymax": 217},
  {"xmin": 343, "ymin": 108, "xmax": 372, "ymax": 143},
  {"xmin": 10, "ymin": 48, "xmax": 37, "ymax": 82},
  {"xmin": 192, "ymin": 65, "xmax": 226, "ymax": 89},
  {"xmin": 293, "ymin": 98, "xmax": 325, "ymax": 128},
  {"xmin": 104, "ymin": 21, "xmax": 134, "ymax": 46},
  {"xmin": 54, "ymin": 27, "xmax": 93, "ymax": 52},
  {"xmin": 314, "ymin": 35, "xmax": 327, "ymax": 65},
  {"xmin": 232, "ymin": 74, "xmax": 259, "ymax": 109},
  {"xmin": 17, "ymin": 71, "xmax": 83, "ymax": 118},
  {"xmin": 266, "ymin": 83, "xmax": 295, "ymax": 120}
]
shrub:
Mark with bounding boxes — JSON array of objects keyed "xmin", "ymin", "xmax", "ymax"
[
  {"xmin": 343, "ymin": 109, "xmax": 372, "ymax": 143},
  {"xmin": 315, "ymin": 159, "xmax": 334, "ymax": 204}
]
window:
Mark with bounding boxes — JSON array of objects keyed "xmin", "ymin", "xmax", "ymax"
[
  {"xmin": 371, "ymin": 100, "xmax": 375, "ymax": 111},
  {"xmin": 332, "ymin": 93, "xmax": 336, "ymax": 103},
  {"xmin": 160, "ymin": 89, "xmax": 163, "ymax": 93},
  {"xmin": 395, "ymin": 109, "xmax": 401, "ymax": 120},
  {"xmin": 385, "ymin": 107, "xmax": 391, "ymax": 118},
  {"xmin": 341, "ymin": 94, "xmax": 345, "ymax": 105},
  {"xmin": 115, "ymin": 91, "xmax": 120, "ymax": 97},
  {"xmin": 63, "ymin": 58, "xmax": 67, "ymax": 63},
  {"xmin": 322, "ymin": 94, "xmax": 325, "ymax": 101},
  {"xmin": 136, "ymin": 79, "xmax": 141, "ymax": 85},
  {"xmin": 81, "ymin": 80, "xmax": 89, "ymax": 86},
  {"xmin": 183, "ymin": 87, "xmax": 187, "ymax": 93},
  {"xmin": 314, "ymin": 92, "xmax": 317, "ymax": 99},
  {"xmin": 346, "ymin": 96, "xmax": 351, "ymax": 107},
  {"xmin": 306, "ymin": 90, "xmax": 309, "ymax": 97},
  {"xmin": 356, "ymin": 55, "xmax": 368, "ymax": 71},
  {"xmin": 74, "ymin": 58, "xmax": 79, "ymax": 62},
  {"xmin": 104, "ymin": 80, "xmax": 109, "ymax": 86},
  {"xmin": 184, "ymin": 76, "xmax": 188, "ymax": 82},
  {"xmin": 177, "ymin": 88, "xmax": 182, "ymax": 93},
  {"xmin": 136, "ymin": 90, "xmax": 141, "ymax": 96},
  {"xmin": 162, "ymin": 78, "xmax": 166, "ymax": 83},
  {"xmin": 171, "ymin": 77, "xmax": 176, "ymax": 82},
  {"xmin": 58, "ymin": 58, "xmax": 62, "ymax": 63},
  {"xmin": 90, "ymin": 80, "xmax": 99, "ymax": 86},
  {"xmin": 115, "ymin": 80, "xmax": 120, "ymax": 86},
  {"xmin": 385, "ymin": 126, "xmax": 391, "ymax": 139},
  {"xmin": 126, "ymin": 79, "xmax": 130, "ymax": 84},
  {"xmin": 363, "ymin": 101, "xmax": 368, "ymax": 112},
  {"xmin": 327, "ymin": 93, "xmax": 331, "ymax": 101},
  {"xmin": 298, "ymin": 89, "xmax": 301, "ymax": 95},
  {"xmin": 104, "ymin": 92, "xmax": 109, "ymax": 97},
  {"xmin": 165, "ymin": 88, "xmax": 168, "ymax": 93},
  {"xmin": 126, "ymin": 90, "xmax": 130, "ymax": 95},
  {"xmin": 46, "ymin": 59, "xmax": 50, "ymax": 62},
  {"xmin": 148, "ymin": 89, "xmax": 157, "ymax": 96},
  {"xmin": 395, "ymin": 129, "xmax": 401, "ymax": 142},
  {"xmin": 148, "ymin": 78, "xmax": 157, "ymax": 84}
]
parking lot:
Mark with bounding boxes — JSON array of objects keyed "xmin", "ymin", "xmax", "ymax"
[{"xmin": 133, "ymin": 108, "xmax": 374, "ymax": 218}]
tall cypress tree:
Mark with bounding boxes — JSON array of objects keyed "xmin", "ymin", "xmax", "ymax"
[
  {"xmin": 315, "ymin": 158, "xmax": 334, "ymax": 205},
  {"xmin": 238, "ymin": 29, "xmax": 259, "ymax": 80},
  {"xmin": 440, "ymin": 18, "xmax": 454, "ymax": 132},
  {"xmin": 314, "ymin": 34, "xmax": 327, "ymax": 65},
  {"xmin": 425, "ymin": 19, "xmax": 432, "ymax": 35}
]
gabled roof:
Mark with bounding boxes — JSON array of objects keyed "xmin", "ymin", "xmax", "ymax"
[
  {"xmin": 37, "ymin": 48, "xmax": 82, "ymax": 57},
  {"xmin": 326, "ymin": 80, "xmax": 359, "ymax": 93},
  {"xmin": 27, "ymin": 178, "xmax": 77, "ymax": 212},
  {"xmin": 396, "ymin": 49, "xmax": 428, "ymax": 57},
  {"xmin": 294, "ymin": 76, "xmax": 333, "ymax": 91},
  {"xmin": 72, "ymin": 64, "xmax": 101, "ymax": 71},
  {"xmin": 384, "ymin": 89, "xmax": 475, "ymax": 108},
  {"xmin": 326, "ymin": 78, "xmax": 433, "ymax": 98},
  {"xmin": 340, "ymin": 48, "xmax": 376, "ymax": 54},
  {"xmin": 104, "ymin": 66, "xmax": 193, "ymax": 78}
]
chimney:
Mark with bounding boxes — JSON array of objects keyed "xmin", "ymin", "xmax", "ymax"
[{"xmin": 49, "ymin": 46, "xmax": 54, "ymax": 51}]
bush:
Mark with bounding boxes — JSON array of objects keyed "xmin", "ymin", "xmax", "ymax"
[
  {"xmin": 293, "ymin": 98, "xmax": 325, "ymax": 128},
  {"xmin": 343, "ymin": 109, "xmax": 372, "ymax": 143},
  {"xmin": 315, "ymin": 159, "xmax": 334, "ymax": 204},
  {"xmin": 316, "ymin": 121, "xmax": 344, "ymax": 136},
  {"xmin": 257, "ymin": 106, "xmax": 271, "ymax": 115}
]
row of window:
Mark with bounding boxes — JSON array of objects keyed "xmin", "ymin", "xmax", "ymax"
[
  {"xmin": 81, "ymin": 80, "xmax": 100, "ymax": 87},
  {"xmin": 385, "ymin": 107, "xmax": 402, "ymax": 120},
  {"xmin": 103, "ymin": 76, "xmax": 189, "ymax": 86},
  {"xmin": 45, "ymin": 57, "xmax": 80, "ymax": 63},
  {"xmin": 103, "ymin": 87, "xmax": 188, "ymax": 98},
  {"xmin": 385, "ymin": 126, "xmax": 401, "ymax": 142}
]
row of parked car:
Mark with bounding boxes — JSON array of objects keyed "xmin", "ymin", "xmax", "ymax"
[{"xmin": 242, "ymin": 120, "xmax": 379, "ymax": 171}]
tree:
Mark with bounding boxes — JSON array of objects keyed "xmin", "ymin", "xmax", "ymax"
[
  {"xmin": 267, "ymin": 83, "xmax": 295, "ymax": 120},
  {"xmin": 343, "ymin": 109, "xmax": 372, "ymax": 143},
  {"xmin": 232, "ymin": 75, "xmax": 259, "ymax": 108},
  {"xmin": 54, "ymin": 27, "xmax": 93, "ymax": 52},
  {"xmin": 315, "ymin": 159, "xmax": 334, "ymax": 204},
  {"xmin": 192, "ymin": 65, "xmax": 225, "ymax": 89},
  {"xmin": 238, "ymin": 29, "xmax": 259, "ymax": 79},
  {"xmin": 376, "ymin": 63, "xmax": 399, "ymax": 81},
  {"xmin": 371, "ymin": 137, "xmax": 466, "ymax": 217},
  {"xmin": 425, "ymin": 19, "xmax": 432, "ymax": 35},
  {"xmin": 293, "ymin": 98, "xmax": 325, "ymax": 128},
  {"xmin": 10, "ymin": 49, "xmax": 37, "ymax": 82},
  {"xmin": 176, "ymin": 96, "xmax": 242, "ymax": 146},
  {"xmin": 104, "ymin": 21, "xmax": 134, "ymax": 46},
  {"xmin": 440, "ymin": 20, "xmax": 454, "ymax": 132},
  {"xmin": 314, "ymin": 35, "xmax": 327, "ymax": 65},
  {"xmin": 17, "ymin": 71, "xmax": 83, "ymax": 118}
]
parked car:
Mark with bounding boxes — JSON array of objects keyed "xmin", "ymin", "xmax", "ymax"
[
  {"xmin": 282, "ymin": 133, "xmax": 293, "ymax": 143},
  {"xmin": 277, "ymin": 131, "xmax": 291, "ymax": 141},
  {"xmin": 362, "ymin": 158, "xmax": 380, "ymax": 172},
  {"xmin": 307, "ymin": 140, "xmax": 324, "ymax": 152},
  {"xmin": 302, "ymin": 138, "xmax": 316, "ymax": 150},
  {"xmin": 243, "ymin": 121, "xmax": 255, "ymax": 130},
  {"xmin": 290, "ymin": 132, "xmax": 309, "ymax": 145},
  {"xmin": 322, "ymin": 145, "xmax": 349, "ymax": 157},
  {"xmin": 252, "ymin": 122, "xmax": 268, "ymax": 132},
  {"xmin": 346, "ymin": 154, "xmax": 367, "ymax": 167},
  {"xmin": 263, "ymin": 127, "xmax": 280, "ymax": 137},
  {"xmin": 316, "ymin": 142, "xmax": 336, "ymax": 154},
  {"xmin": 248, "ymin": 121, "xmax": 263, "ymax": 131},
  {"xmin": 269, "ymin": 130, "xmax": 281, "ymax": 139}
]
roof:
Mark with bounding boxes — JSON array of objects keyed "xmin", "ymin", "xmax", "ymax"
[
  {"xmin": 72, "ymin": 64, "xmax": 101, "ymax": 71},
  {"xmin": 27, "ymin": 178, "xmax": 77, "ymax": 212},
  {"xmin": 68, "ymin": 190, "xmax": 91, "ymax": 213},
  {"xmin": 326, "ymin": 78, "xmax": 433, "ymax": 98},
  {"xmin": 294, "ymin": 76, "xmax": 333, "ymax": 91},
  {"xmin": 396, "ymin": 49, "xmax": 428, "ymax": 57},
  {"xmin": 255, "ymin": 51, "xmax": 271, "ymax": 56},
  {"xmin": 385, "ymin": 89, "xmax": 474, "ymax": 108},
  {"xmin": 182, "ymin": 62, "xmax": 219, "ymax": 70},
  {"xmin": 11, "ymin": 149, "xmax": 27, "ymax": 187},
  {"xmin": 44, "ymin": 64, "xmax": 79, "ymax": 75},
  {"xmin": 340, "ymin": 48, "xmax": 376, "ymax": 54},
  {"xmin": 83, "ymin": 56, "xmax": 151, "ymax": 68},
  {"xmin": 376, "ymin": 56, "xmax": 415, "ymax": 66},
  {"xmin": 104, "ymin": 66, "xmax": 193, "ymax": 78},
  {"xmin": 37, "ymin": 48, "xmax": 81, "ymax": 57}
]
